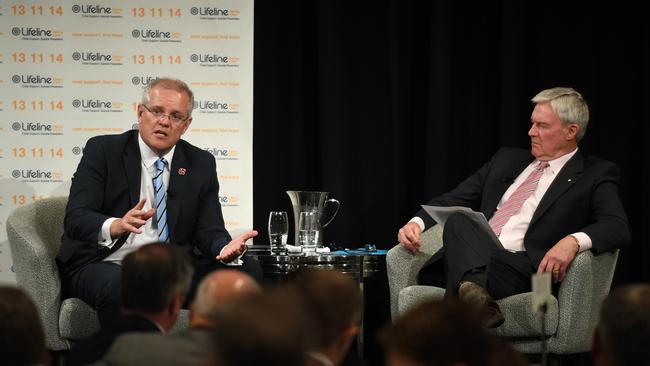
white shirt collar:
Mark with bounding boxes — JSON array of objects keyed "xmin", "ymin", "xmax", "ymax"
[
  {"xmin": 542, "ymin": 147, "xmax": 578, "ymax": 174},
  {"xmin": 138, "ymin": 134, "xmax": 175, "ymax": 169}
]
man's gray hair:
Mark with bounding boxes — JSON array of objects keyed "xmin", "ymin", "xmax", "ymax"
[
  {"xmin": 141, "ymin": 77, "xmax": 195, "ymax": 117},
  {"xmin": 531, "ymin": 87, "xmax": 589, "ymax": 141}
]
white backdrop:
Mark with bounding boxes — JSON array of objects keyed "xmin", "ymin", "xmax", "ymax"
[{"xmin": 0, "ymin": 0, "xmax": 254, "ymax": 283}]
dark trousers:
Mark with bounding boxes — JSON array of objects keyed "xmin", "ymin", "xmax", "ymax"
[
  {"xmin": 64, "ymin": 254, "xmax": 263, "ymax": 327},
  {"xmin": 419, "ymin": 213, "xmax": 535, "ymax": 300}
]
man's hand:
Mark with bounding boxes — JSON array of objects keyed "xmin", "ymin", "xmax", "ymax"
[
  {"xmin": 109, "ymin": 199, "xmax": 155, "ymax": 238},
  {"xmin": 398, "ymin": 222, "xmax": 422, "ymax": 253},
  {"xmin": 216, "ymin": 230, "xmax": 258, "ymax": 263},
  {"xmin": 537, "ymin": 235, "xmax": 580, "ymax": 283}
]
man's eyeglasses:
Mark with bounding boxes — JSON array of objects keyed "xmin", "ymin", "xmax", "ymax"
[{"xmin": 141, "ymin": 104, "xmax": 189, "ymax": 124}]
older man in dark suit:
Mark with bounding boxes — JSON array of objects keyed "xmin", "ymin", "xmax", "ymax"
[
  {"xmin": 57, "ymin": 78, "xmax": 261, "ymax": 326},
  {"xmin": 397, "ymin": 87, "xmax": 630, "ymax": 327}
]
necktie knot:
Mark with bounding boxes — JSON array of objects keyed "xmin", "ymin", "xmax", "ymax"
[
  {"xmin": 155, "ymin": 158, "xmax": 167, "ymax": 172},
  {"xmin": 537, "ymin": 161, "xmax": 549, "ymax": 172}
]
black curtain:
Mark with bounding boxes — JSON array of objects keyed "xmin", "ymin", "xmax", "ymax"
[{"xmin": 253, "ymin": 0, "xmax": 650, "ymax": 285}]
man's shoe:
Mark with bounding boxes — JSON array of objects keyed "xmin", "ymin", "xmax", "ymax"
[{"xmin": 458, "ymin": 281, "xmax": 505, "ymax": 329}]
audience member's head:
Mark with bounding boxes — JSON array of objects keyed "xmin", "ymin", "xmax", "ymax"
[
  {"xmin": 593, "ymin": 284, "xmax": 650, "ymax": 366},
  {"xmin": 190, "ymin": 269, "xmax": 261, "ymax": 328},
  {"xmin": 284, "ymin": 268, "xmax": 362, "ymax": 366},
  {"xmin": 212, "ymin": 289, "xmax": 309, "ymax": 366},
  {"xmin": 121, "ymin": 242, "xmax": 193, "ymax": 330},
  {"xmin": 0, "ymin": 286, "xmax": 48, "ymax": 366},
  {"xmin": 379, "ymin": 299, "xmax": 492, "ymax": 366}
]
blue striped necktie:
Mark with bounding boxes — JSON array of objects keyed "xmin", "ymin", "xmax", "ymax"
[{"xmin": 153, "ymin": 158, "xmax": 169, "ymax": 242}]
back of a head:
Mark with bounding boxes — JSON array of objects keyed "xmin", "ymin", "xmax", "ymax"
[
  {"xmin": 284, "ymin": 268, "xmax": 362, "ymax": 350},
  {"xmin": 598, "ymin": 284, "xmax": 650, "ymax": 366},
  {"xmin": 192, "ymin": 269, "xmax": 261, "ymax": 325},
  {"xmin": 121, "ymin": 242, "xmax": 193, "ymax": 313},
  {"xmin": 379, "ymin": 299, "xmax": 491, "ymax": 366},
  {"xmin": 0, "ymin": 286, "xmax": 48, "ymax": 366},
  {"xmin": 212, "ymin": 290, "xmax": 308, "ymax": 366}
]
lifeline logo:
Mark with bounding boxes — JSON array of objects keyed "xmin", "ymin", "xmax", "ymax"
[
  {"xmin": 189, "ymin": 54, "xmax": 239, "ymax": 67},
  {"xmin": 72, "ymin": 146, "xmax": 84, "ymax": 156},
  {"xmin": 189, "ymin": 6, "xmax": 240, "ymax": 20},
  {"xmin": 204, "ymin": 148, "xmax": 239, "ymax": 160},
  {"xmin": 71, "ymin": 51, "xmax": 124, "ymax": 66},
  {"xmin": 218, "ymin": 195, "xmax": 240, "ymax": 207},
  {"xmin": 12, "ymin": 74, "xmax": 63, "ymax": 89},
  {"xmin": 11, "ymin": 121, "xmax": 64, "ymax": 136},
  {"xmin": 194, "ymin": 100, "xmax": 240, "ymax": 114},
  {"xmin": 11, "ymin": 26, "xmax": 63, "ymax": 41},
  {"xmin": 71, "ymin": 4, "xmax": 124, "ymax": 18},
  {"xmin": 131, "ymin": 75, "xmax": 159, "ymax": 86},
  {"xmin": 11, "ymin": 169, "xmax": 64, "ymax": 183},
  {"xmin": 131, "ymin": 29, "xmax": 181, "ymax": 43},
  {"xmin": 72, "ymin": 99, "xmax": 124, "ymax": 113}
]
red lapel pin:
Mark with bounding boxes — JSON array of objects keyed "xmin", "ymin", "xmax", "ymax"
[{"xmin": 178, "ymin": 168, "xmax": 186, "ymax": 176}]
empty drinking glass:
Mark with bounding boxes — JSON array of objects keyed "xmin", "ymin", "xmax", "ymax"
[
  {"xmin": 268, "ymin": 211, "xmax": 289, "ymax": 253},
  {"xmin": 298, "ymin": 211, "xmax": 320, "ymax": 254}
]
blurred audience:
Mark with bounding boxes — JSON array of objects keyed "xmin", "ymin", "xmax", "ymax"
[
  {"xmin": 285, "ymin": 268, "xmax": 363, "ymax": 366},
  {"xmin": 67, "ymin": 242, "xmax": 193, "ymax": 366},
  {"xmin": 0, "ymin": 286, "xmax": 48, "ymax": 366},
  {"xmin": 379, "ymin": 299, "xmax": 527, "ymax": 366},
  {"xmin": 212, "ymin": 290, "xmax": 309, "ymax": 366},
  {"xmin": 593, "ymin": 284, "xmax": 650, "ymax": 366},
  {"xmin": 95, "ymin": 269, "xmax": 261, "ymax": 365}
]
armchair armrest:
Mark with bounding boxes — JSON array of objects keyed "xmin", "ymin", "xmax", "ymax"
[{"xmin": 386, "ymin": 225, "xmax": 444, "ymax": 320}]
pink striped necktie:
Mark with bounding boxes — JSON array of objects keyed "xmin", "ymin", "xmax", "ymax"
[{"xmin": 489, "ymin": 161, "xmax": 550, "ymax": 237}]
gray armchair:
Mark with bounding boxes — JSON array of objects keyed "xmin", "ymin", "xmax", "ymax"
[
  {"xmin": 6, "ymin": 197, "xmax": 188, "ymax": 352},
  {"xmin": 386, "ymin": 225, "xmax": 619, "ymax": 355}
]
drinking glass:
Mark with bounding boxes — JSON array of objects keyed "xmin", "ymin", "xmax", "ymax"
[
  {"xmin": 268, "ymin": 211, "xmax": 289, "ymax": 253},
  {"xmin": 298, "ymin": 211, "xmax": 320, "ymax": 254}
]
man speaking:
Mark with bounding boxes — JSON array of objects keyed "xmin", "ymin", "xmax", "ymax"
[{"xmin": 57, "ymin": 78, "xmax": 261, "ymax": 326}]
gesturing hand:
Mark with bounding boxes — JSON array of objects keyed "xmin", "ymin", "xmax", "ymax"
[
  {"xmin": 216, "ymin": 230, "xmax": 258, "ymax": 263},
  {"xmin": 398, "ymin": 222, "xmax": 422, "ymax": 253},
  {"xmin": 537, "ymin": 235, "xmax": 580, "ymax": 283},
  {"xmin": 109, "ymin": 198, "xmax": 155, "ymax": 238}
]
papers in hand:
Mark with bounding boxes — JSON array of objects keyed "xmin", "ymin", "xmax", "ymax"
[{"xmin": 420, "ymin": 205, "xmax": 503, "ymax": 249}]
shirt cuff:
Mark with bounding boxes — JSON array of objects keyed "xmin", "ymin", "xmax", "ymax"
[
  {"xmin": 218, "ymin": 246, "xmax": 244, "ymax": 266},
  {"xmin": 99, "ymin": 218, "xmax": 119, "ymax": 248},
  {"xmin": 409, "ymin": 217, "xmax": 426, "ymax": 233},
  {"xmin": 571, "ymin": 232, "xmax": 592, "ymax": 252}
]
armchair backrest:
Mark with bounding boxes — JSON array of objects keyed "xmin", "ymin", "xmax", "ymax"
[{"xmin": 6, "ymin": 196, "xmax": 69, "ymax": 350}]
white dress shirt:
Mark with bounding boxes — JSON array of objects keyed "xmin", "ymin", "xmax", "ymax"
[{"xmin": 99, "ymin": 135, "xmax": 174, "ymax": 263}]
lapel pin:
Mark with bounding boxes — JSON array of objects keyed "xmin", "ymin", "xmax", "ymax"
[
  {"xmin": 178, "ymin": 168, "xmax": 186, "ymax": 176},
  {"xmin": 567, "ymin": 178, "xmax": 572, "ymax": 182}
]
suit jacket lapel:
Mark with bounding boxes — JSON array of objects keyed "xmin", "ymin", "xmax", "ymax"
[
  {"xmin": 484, "ymin": 153, "xmax": 533, "ymax": 218},
  {"xmin": 167, "ymin": 144, "xmax": 187, "ymax": 238},
  {"xmin": 123, "ymin": 132, "xmax": 142, "ymax": 207},
  {"xmin": 530, "ymin": 151, "xmax": 584, "ymax": 226}
]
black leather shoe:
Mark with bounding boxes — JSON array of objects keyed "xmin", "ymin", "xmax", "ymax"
[{"xmin": 458, "ymin": 281, "xmax": 505, "ymax": 328}]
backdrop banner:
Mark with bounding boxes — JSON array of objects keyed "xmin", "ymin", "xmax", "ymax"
[{"xmin": 0, "ymin": 0, "xmax": 254, "ymax": 283}]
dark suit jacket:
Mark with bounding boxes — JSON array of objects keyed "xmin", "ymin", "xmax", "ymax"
[
  {"xmin": 415, "ymin": 147, "xmax": 630, "ymax": 268},
  {"xmin": 57, "ymin": 130, "xmax": 231, "ymax": 275},
  {"xmin": 66, "ymin": 314, "xmax": 160, "ymax": 366}
]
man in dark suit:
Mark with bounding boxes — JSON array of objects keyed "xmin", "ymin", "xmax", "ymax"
[
  {"xmin": 66, "ymin": 243, "xmax": 193, "ymax": 366},
  {"xmin": 397, "ymin": 87, "xmax": 630, "ymax": 327},
  {"xmin": 57, "ymin": 78, "xmax": 261, "ymax": 326}
]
